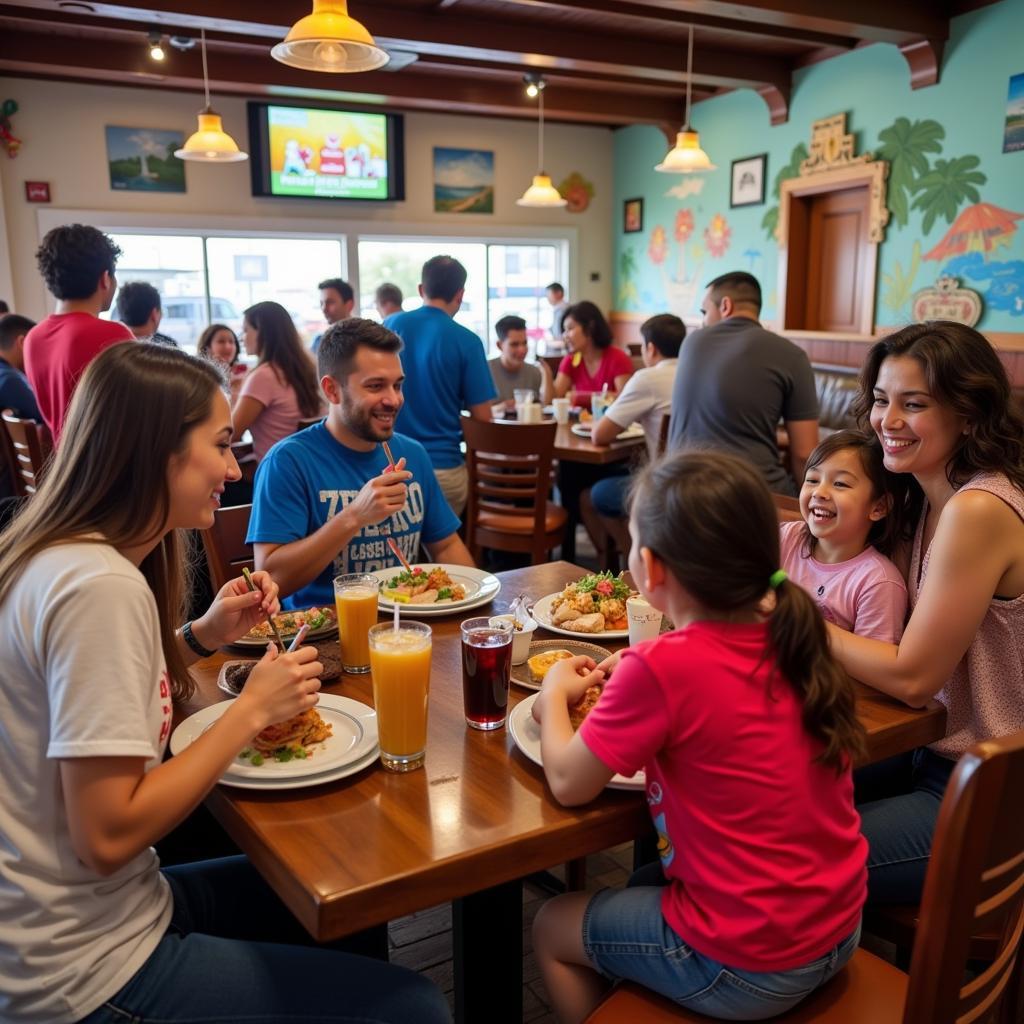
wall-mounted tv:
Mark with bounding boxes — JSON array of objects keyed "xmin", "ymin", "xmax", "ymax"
[{"xmin": 248, "ymin": 101, "xmax": 404, "ymax": 202}]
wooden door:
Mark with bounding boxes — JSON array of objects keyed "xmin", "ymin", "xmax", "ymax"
[{"xmin": 804, "ymin": 186, "xmax": 871, "ymax": 333}]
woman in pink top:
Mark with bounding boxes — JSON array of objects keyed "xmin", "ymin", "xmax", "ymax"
[
  {"xmin": 532, "ymin": 451, "xmax": 867, "ymax": 1022},
  {"xmin": 828, "ymin": 321, "xmax": 1024, "ymax": 904},
  {"xmin": 232, "ymin": 302, "xmax": 323, "ymax": 460},
  {"xmin": 553, "ymin": 301, "xmax": 633, "ymax": 410}
]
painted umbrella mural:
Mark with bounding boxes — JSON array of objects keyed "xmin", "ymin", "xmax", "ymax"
[{"xmin": 924, "ymin": 202, "xmax": 1024, "ymax": 262}]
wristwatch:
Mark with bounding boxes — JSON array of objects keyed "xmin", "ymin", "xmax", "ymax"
[{"xmin": 181, "ymin": 619, "xmax": 216, "ymax": 658}]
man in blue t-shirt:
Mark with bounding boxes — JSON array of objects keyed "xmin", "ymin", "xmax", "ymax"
[
  {"xmin": 384, "ymin": 255, "xmax": 496, "ymax": 515},
  {"xmin": 248, "ymin": 318, "xmax": 474, "ymax": 609}
]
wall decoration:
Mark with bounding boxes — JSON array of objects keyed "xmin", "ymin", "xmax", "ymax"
[
  {"xmin": 618, "ymin": 247, "xmax": 639, "ymax": 308},
  {"xmin": 704, "ymin": 214, "xmax": 732, "ymax": 258},
  {"xmin": 876, "ymin": 117, "xmax": 944, "ymax": 227},
  {"xmin": 912, "ymin": 156, "xmax": 986, "ymax": 235},
  {"xmin": 1004, "ymin": 73, "xmax": 1024, "ymax": 153},
  {"xmin": 924, "ymin": 202, "xmax": 1022, "ymax": 261},
  {"xmin": 623, "ymin": 197, "xmax": 644, "ymax": 233},
  {"xmin": 911, "ymin": 275, "xmax": 983, "ymax": 325},
  {"xmin": 432, "ymin": 147, "xmax": 494, "ymax": 213},
  {"xmin": 106, "ymin": 127, "xmax": 185, "ymax": 192},
  {"xmin": 730, "ymin": 154, "xmax": 766, "ymax": 208},
  {"xmin": 944, "ymin": 252, "xmax": 1024, "ymax": 316},
  {"xmin": 1, "ymin": 99, "xmax": 22, "ymax": 157},
  {"xmin": 24, "ymin": 181, "xmax": 50, "ymax": 203},
  {"xmin": 648, "ymin": 225, "xmax": 668, "ymax": 264},
  {"xmin": 664, "ymin": 178, "xmax": 705, "ymax": 199},
  {"xmin": 761, "ymin": 142, "xmax": 807, "ymax": 241},
  {"xmin": 558, "ymin": 171, "xmax": 594, "ymax": 213},
  {"xmin": 881, "ymin": 240, "xmax": 923, "ymax": 316}
]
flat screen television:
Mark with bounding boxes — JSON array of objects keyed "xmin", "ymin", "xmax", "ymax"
[{"xmin": 248, "ymin": 101, "xmax": 404, "ymax": 202}]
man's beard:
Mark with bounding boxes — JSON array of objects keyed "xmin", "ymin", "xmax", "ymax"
[{"xmin": 341, "ymin": 388, "xmax": 398, "ymax": 443}]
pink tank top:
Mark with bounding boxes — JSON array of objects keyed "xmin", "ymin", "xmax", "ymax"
[{"xmin": 908, "ymin": 473, "xmax": 1024, "ymax": 759}]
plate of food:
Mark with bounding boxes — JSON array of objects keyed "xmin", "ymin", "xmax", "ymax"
[
  {"xmin": 508, "ymin": 691, "xmax": 645, "ymax": 792},
  {"xmin": 367, "ymin": 564, "xmax": 500, "ymax": 617},
  {"xmin": 170, "ymin": 693, "xmax": 378, "ymax": 784},
  {"xmin": 531, "ymin": 572, "xmax": 635, "ymax": 639},
  {"xmin": 229, "ymin": 605, "xmax": 337, "ymax": 649},
  {"xmin": 570, "ymin": 422, "xmax": 645, "ymax": 441},
  {"xmin": 511, "ymin": 639, "xmax": 613, "ymax": 691}
]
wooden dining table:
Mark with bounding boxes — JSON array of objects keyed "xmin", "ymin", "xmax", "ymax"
[
  {"xmin": 553, "ymin": 421, "xmax": 646, "ymax": 466},
  {"xmin": 182, "ymin": 560, "xmax": 946, "ymax": 1023}
]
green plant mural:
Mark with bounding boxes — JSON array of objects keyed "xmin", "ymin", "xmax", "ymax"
[
  {"xmin": 911, "ymin": 155, "xmax": 987, "ymax": 235},
  {"xmin": 618, "ymin": 246, "xmax": 639, "ymax": 308},
  {"xmin": 881, "ymin": 240, "xmax": 922, "ymax": 315},
  {"xmin": 876, "ymin": 118, "xmax": 945, "ymax": 227},
  {"xmin": 761, "ymin": 142, "xmax": 808, "ymax": 241}
]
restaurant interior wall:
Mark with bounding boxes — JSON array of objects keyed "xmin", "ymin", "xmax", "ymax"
[
  {"xmin": 0, "ymin": 77, "xmax": 614, "ymax": 328},
  {"xmin": 610, "ymin": 0, "xmax": 1024, "ymax": 367}
]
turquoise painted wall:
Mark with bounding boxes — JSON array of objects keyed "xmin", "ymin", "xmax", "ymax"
[{"xmin": 613, "ymin": 0, "xmax": 1024, "ymax": 331}]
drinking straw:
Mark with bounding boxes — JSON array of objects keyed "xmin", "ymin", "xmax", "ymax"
[
  {"xmin": 286, "ymin": 623, "xmax": 310, "ymax": 652},
  {"xmin": 381, "ymin": 441, "xmax": 396, "ymax": 470},
  {"xmin": 393, "ymin": 599, "xmax": 400, "ymax": 633}
]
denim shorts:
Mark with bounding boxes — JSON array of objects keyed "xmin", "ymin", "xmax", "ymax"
[{"xmin": 582, "ymin": 886, "xmax": 860, "ymax": 1021}]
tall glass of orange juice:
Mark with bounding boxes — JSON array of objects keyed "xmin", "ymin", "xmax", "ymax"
[
  {"xmin": 368, "ymin": 621, "xmax": 432, "ymax": 772},
  {"xmin": 333, "ymin": 573, "xmax": 380, "ymax": 674}
]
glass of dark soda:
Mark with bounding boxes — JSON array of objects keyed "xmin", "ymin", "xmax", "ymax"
[{"xmin": 460, "ymin": 617, "xmax": 513, "ymax": 730}]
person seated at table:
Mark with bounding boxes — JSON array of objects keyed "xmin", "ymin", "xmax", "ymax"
[
  {"xmin": 0, "ymin": 313, "xmax": 41, "ymax": 422},
  {"xmin": 232, "ymin": 300, "xmax": 324, "ymax": 461},
  {"xmin": 531, "ymin": 449, "xmax": 867, "ymax": 1023},
  {"xmin": 825, "ymin": 321, "xmax": 1024, "ymax": 905},
  {"xmin": 197, "ymin": 322, "xmax": 247, "ymax": 399},
  {"xmin": 552, "ymin": 301, "xmax": 633, "ymax": 411},
  {"xmin": 488, "ymin": 313, "xmax": 553, "ymax": 414},
  {"xmin": 579, "ymin": 313, "xmax": 683, "ymax": 562},
  {"xmin": 249, "ymin": 317, "xmax": 474, "ymax": 610},
  {"xmin": 782, "ymin": 429, "xmax": 907, "ymax": 644},
  {"xmin": 0, "ymin": 342, "xmax": 450, "ymax": 1024},
  {"xmin": 115, "ymin": 280, "xmax": 177, "ymax": 346}
]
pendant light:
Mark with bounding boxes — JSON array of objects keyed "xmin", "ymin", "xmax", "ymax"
[
  {"xmin": 517, "ymin": 77, "xmax": 567, "ymax": 209},
  {"xmin": 655, "ymin": 24, "xmax": 716, "ymax": 173},
  {"xmin": 272, "ymin": 1, "xmax": 389, "ymax": 73},
  {"xmin": 174, "ymin": 29, "xmax": 247, "ymax": 163}
]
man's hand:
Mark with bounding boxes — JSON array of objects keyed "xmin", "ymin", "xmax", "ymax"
[{"xmin": 345, "ymin": 456, "xmax": 411, "ymax": 529}]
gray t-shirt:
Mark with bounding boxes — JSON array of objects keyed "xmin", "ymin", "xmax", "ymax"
[
  {"xmin": 488, "ymin": 356, "xmax": 543, "ymax": 404},
  {"xmin": 668, "ymin": 317, "xmax": 818, "ymax": 495}
]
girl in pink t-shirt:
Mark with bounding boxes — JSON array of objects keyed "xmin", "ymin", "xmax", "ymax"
[
  {"xmin": 782, "ymin": 429, "xmax": 907, "ymax": 642},
  {"xmin": 532, "ymin": 451, "xmax": 867, "ymax": 1022},
  {"xmin": 553, "ymin": 301, "xmax": 633, "ymax": 410}
]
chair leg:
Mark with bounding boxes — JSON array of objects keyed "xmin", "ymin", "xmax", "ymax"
[{"xmin": 565, "ymin": 857, "xmax": 587, "ymax": 892}]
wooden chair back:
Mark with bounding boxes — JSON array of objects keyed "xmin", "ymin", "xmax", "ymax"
[
  {"xmin": 656, "ymin": 413, "xmax": 670, "ymax": 456},
  {"xmin": 902, "ymin": 729, "xmax": 1024, "ymax": 1024},
  {"xmin": 2, "ymin": 410, "xmax": 52, "ymax": 497},
  {"xmin": 200, "ymin": 503, "xmax": 255, "ymax": 591},
  {"xmin": 772, "ymin": 492, "xmax": 803, "ymax": 523},
  {"xmin": 296, "ymin": 416, "xmax": 322, "ymax": 432},
  {"xmin": 461, "ymin": 414, "xmax": 561, "ymax": 562}
]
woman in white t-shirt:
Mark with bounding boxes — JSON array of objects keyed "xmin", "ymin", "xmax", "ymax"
[{"xmin": 0, "ymin": 343, "xmax": 449, "ymax": 1024}]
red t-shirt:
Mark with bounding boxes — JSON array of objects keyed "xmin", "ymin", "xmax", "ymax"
[
  {"xmin": 24, "ymin": 314, "xmax": 134, "ymax": 443},
  {"xmin": 557, "ymin": 346, "xmax": 633, "ymax": 407},
  {"xmin": 579, "ymin": 621, "xmax": 866, "ymax": 972}
]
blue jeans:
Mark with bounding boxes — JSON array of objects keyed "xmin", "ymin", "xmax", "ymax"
[
  {"xmin": 582, "ymin": 885, "xmax": 860, "ymax": 1020},
  {"xmin": 77, "ymin": 856, "xmax": 450, "ymax": 1024},
  {"xmin": 854, "ymin": 746, "xmax": 957, "ymax": 905},
  {"xmin": 590, "ymin": 473, "xmax": 630, "ymax": 519}
]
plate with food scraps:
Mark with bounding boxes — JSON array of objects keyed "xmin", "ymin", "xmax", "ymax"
[
  {"xmin": 508, "ymin": 693, "xmax": 645, "ymax": 792},
  {"xmin": 170, "ymin": 693, "xmax": 378, "ymax": 781},
  {"xmin": 368, "ymin": 564, "xmax": 501, "ymax": 617},
  {"xmin": 229, "ymin": 605, "xmax": 338, "ymax": 649},
  {"xmin": 570, "ymin": 422, "xmax": 645, "ymax": 441},
  {"xmin": 531, "ymin": 572, "xmax": 634, "ymax": 639},
  {"xmin": 511, "ymin": 639, "xmax": 613, "ymax": 691}
]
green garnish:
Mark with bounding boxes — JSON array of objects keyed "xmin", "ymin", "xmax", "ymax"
[
  {"xmin": 575, "ymin": 571, "xmax": 631, "ymax": 601},
  {"xmin": 437, "ymin": 587, "xmax": 452, "ymax": 600},
  {"xmin": 306, "ymin": 610, "xmax": 327, "ymax": 629}
]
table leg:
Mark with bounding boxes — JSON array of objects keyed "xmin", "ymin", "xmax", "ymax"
[{"xmin": 453, "ymin": 879, "xmax": 523, "ymax": 1024}]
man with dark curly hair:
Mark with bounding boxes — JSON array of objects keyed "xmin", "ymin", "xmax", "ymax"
[{"xmin": 24, "ymin": 223, "xmax": 133, "ymax": 442}]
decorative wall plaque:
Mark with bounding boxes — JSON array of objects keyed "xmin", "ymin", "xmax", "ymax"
[
  {"xmin": 800, "ymin": 113, "xmax": 872, "ymax": 174},
  {"xmin": 911, "ymin": 275, "xmax": 983, "ymax": 326}
]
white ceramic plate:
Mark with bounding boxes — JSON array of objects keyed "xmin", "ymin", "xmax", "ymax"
[
  {"xmin": 213, "ymin": 746, "xmax": 380, "ymax": 791},
  {"xmin": 368, "ymin": 564, "xmax": 501, "ymax": 617},
  {"xmin": 508, "ymin": 693, "xmax": 645, "ymax": 792},
  {"xmin": 511, "ymin": 639, "xmax": 613, "ymax": 691},
  {"xmin": 170, "ymin": 693, "xmax": 379, "ymax": 782},
  {"xmin": 570, "ymin": 422, "xmax": 645, "ymax": 441},
  {"xmin": 532, "ymin": 592, "xmax": 630, "ymax": 640}
]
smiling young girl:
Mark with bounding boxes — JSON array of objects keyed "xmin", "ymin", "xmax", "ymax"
[
  {"xmin": 0, "ymin": 343, "xmax": 449, "ymax": 1024},
  {"xmin": 532, "ymin": 450, "xmax": 867, "ymax": 1023},
  {"xmin": 780, "ymin": 429, "xmax": 907, "ymax": 642}
]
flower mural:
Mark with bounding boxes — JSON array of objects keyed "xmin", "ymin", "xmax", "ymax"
[
  {"xmin": 557, "ymin": 171, "xmax": 594, "ymax": 213},
  {"xmin": 704, "ymin": 213, "xmax": 732, "ymax": 258},
  {"xmin": 648, "ymin": 225, "xmax": 668, "ymax": 265},
  {"xmin": 674, "ymin": 209, "xmax": 694, "ymax": 242}
]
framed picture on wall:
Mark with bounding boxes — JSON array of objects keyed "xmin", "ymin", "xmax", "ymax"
[
  {"xmin": 623, "ymin": 197, "xmax": 644, "ymax": 233},
  {"xmin": 730, "ymin": 154, "xmax": 767, "ymax": 208},
  {"xmin": 105, "ymin": 126, "xmax": 185, "ymax": 193}
]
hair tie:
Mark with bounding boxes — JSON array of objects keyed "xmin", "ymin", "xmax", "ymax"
[{"xmin": 769, "ymin": 569, "xmax": 787, "ymax": 589}]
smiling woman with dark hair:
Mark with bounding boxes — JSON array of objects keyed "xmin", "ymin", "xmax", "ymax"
[{"xmin": 553, "ymin": 301, "xmax": 632, "ymax": 410}]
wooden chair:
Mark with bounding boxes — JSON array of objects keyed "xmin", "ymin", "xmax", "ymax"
[
  {"xmin": 200, "ymin": 503, "xmax": 255, "ymax": 591},
  {"xmin": 583, "ymin": 729, "xmax": 1024, "ymax": 1024},
  {"xmin": 2, "ymin": 409, "xmax": 52, "ymax": 497},
  {"xmin": 461, "ymin": 414, "xmax": 568, "ymax": 564},
  {"xmin": 656, "ymin": 412, "xmax": 670, "ymax": 456},
  {"xmin": 772, "ymin": 491, "xmax": 803, "ymax": 523}
]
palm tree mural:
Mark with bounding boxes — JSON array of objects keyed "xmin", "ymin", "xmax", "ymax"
[
  {"xmin": 876, "ymin": 118, "xmax": 944, "ymax": 227},
  {"xmin": 618, "ymin": 247, "xmax": 639, "ymax": 308},
  {"xmin": 912, "ymin": 156, "xmax": 987, "ymax": 235}
]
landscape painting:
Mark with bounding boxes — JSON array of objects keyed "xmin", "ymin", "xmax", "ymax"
[
  {"xmin": 433, "ymin": 147, "xmax": 494, "ymax": 213},
  {"xmin": 1004, "ymin": 73, "xmax": 1024, "ymax": 153},
  {"xmin": 106, "ymin": 126, "xmax": 186, "ymax": 192}
]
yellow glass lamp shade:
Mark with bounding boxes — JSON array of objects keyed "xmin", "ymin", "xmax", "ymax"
[
  {"xmin": 654, "ymin": 130, "xmax": 716, "ymax": 173},
  {"xmin": 174, "ymin": 110, "xmax": 248, "ymax": 163},
  {"xmin": 271, "ymin": 1, "xmax": 390, "ymax": 73},
  {"xmin": 516, "ymin": 173, "xmax": 568, "ymax": 208}
]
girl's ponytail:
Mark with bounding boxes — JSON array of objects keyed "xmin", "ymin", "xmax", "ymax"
[{"xmin": 769, "ymin": 577, "xmax": 866, "ymax": 772}]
